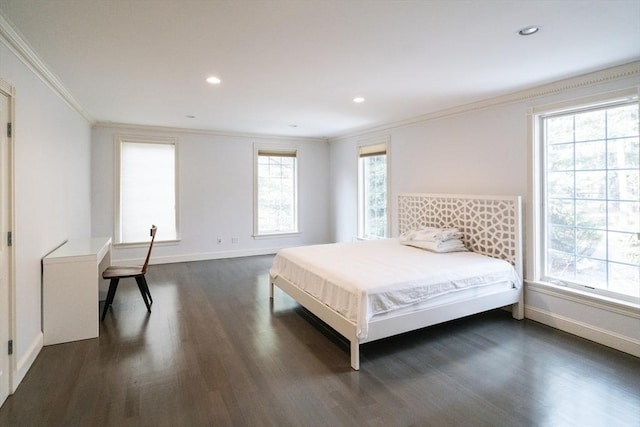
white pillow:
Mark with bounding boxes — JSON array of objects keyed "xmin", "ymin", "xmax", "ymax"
[{"xmin": 399, "ymin": 226, "xmax": 462, "ymax": 242}]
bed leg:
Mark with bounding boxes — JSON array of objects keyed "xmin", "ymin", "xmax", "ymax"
[
  {"xmin": 269, "ymin": 281, "xmax": 274, "ymax": 299},
  {"xmin": 512, "ymin": 301, "xmax": 524, "ymax": 320},
  {"xmin": 350, "ymin": 341, "xmax": 360, "ymax": 371}
]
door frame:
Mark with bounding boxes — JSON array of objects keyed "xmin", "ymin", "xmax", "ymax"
[{"xmin": 0, "ymin": 77, "xmax": 16, "ymax": 401}]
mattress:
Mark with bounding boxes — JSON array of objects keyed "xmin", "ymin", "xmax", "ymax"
[{"xmin": 270, "ymin": 239, "xmax": 520, "ymax": 339}]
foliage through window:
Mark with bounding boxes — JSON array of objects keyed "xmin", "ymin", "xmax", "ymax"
[
  {"xmin": 540, "ymin": 98, "xmax": 639, "ymax": 301},
  {"xmin": 359, "ymin": 142, "xmax": 388, "ymax": 239},
  {"xmin": 255, "ymin": 149, "xmax": 298, "ymax": 235},
  {"xmin": 118, "ymin": 137, "xmax": 178, "ymax": 243}
]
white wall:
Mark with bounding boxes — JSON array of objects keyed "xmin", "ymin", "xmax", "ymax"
[
  {"xmin": 92, "ymin": 125, "xmax": 330, "ymax": 264},
  {"xmin": 330, "ymin": 104, "xmax": 527, "ymax": 242},
  {"xmin": 329, "ymin": 63, "xmax": 640, "ymax": 357},
  {"xmin": 328, "ymin": 138, "xmax": 358, "ymax": 243},
  {"xmin": 0, "ymin": 42, "xmax": 92, "ymax": 388}
]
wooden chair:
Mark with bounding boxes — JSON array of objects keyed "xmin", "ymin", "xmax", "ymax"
[{"xmin": 101, "ymin": 225, "xmax": 157, "ymax": 321}]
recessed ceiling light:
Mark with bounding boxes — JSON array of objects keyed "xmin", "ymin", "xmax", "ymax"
[
  {"xmin": 206, "ymin": 76, "xmax": 221, "ymax": 84},
  {"xmin": 353, "ymin": 97, "xmax": 365, "ymax": 103},
  {"xmin": 518, "ymin": 26, "xmax": 540, "ymax": 36}
]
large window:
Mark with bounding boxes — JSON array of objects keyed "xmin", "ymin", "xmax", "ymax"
[
  {"xmin": 254, "ymin": 147, "xmax": 298, "ymax": 236},
  {"xmin": 535, "ymin": 93, "xmax": 639, "ymax": 302},
  {"xmin": 358, "ymin": 140, "xmax": 389, "ymax": 239},
  {"xmin": 117, "ymin": 136, "xmax": 178, "ymax": 244}
]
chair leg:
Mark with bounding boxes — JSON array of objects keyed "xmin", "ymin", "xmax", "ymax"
[
  {"xmin": 135, "ymin": 276, "xmax": 152, "ymax": 313},
  {"xmin": 140, "ymin": 275, "xmax": 153, "ymax": 305},
  {"xmin": 101, "ymin": 278, "xmax": 120, "ymax": 321}
]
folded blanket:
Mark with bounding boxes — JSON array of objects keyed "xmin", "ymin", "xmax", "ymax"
[
  {"xmin": 400, "ymin": 238, "xmax": 467, "ymax": 253},
  {"xmin": 399, "ymin": 226, "xmax": 467, "ymax": 253}
]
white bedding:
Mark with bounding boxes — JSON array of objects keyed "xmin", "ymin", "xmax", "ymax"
[{"xmin": 269, "ymin": 238, "xmax": 520, "ymax": 339}]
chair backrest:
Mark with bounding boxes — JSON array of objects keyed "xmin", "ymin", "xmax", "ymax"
[{"xmin": 141, "ymin": 225, "xmax": 157, "ymax": 274}]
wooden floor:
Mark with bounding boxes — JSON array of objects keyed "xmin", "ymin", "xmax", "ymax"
[{"xmin": 1, "ymin": 255, "xmax": 638, "ymax": 426}]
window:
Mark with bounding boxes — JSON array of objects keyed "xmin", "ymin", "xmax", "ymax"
[
  {"xmin": 116, "ymin": 136, "xmax": 178, "ymax": 244},
  {"xmin": 534, "ymin": 93, "xmax": 639, "ymax": 302},
  {"xmin": 358, "ymin": 140, "xmax": 389, "ymax": 239},
  {"xmin": 254, "ymin": 147, "xmax": 298, "ymax": 236}
]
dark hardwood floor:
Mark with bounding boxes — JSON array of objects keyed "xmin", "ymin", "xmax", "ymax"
[{"xmin": 1, "ymin": 255, "xmax": 638, "ymax": 426}]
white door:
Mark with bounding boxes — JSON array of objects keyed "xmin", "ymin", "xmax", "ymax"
[{"xmin": 0, "ymin": 89, "xmax": 12, "ymax": 406}]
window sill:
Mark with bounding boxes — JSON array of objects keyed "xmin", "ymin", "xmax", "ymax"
[
  {"xmin": 253, "ymin": 232, "xmax": 301, "ymax": 240},
  {"xmin": 526, "ymin": 280, "xmax": 640, "ymax": 318}
]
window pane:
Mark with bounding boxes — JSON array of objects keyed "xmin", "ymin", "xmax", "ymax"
[
  {"xmin": 607, "ymin": 105, "xmax": 639, "ymax": 138},
  {"xmin": 547, "ymin": 172, "xmax": 574, "ymax": 198},
  {"xmin": 575, "ymin": 140, "xmax": 606, "ymax": 170},
  {"xmin": 575, "ymin": 171, "xmax": 606, "ymax": 199},
  {"xmin": 608, "ymin": 137, "xmax": 639, "ymax": 169},
  {"xmin": 608, "ymin": 201, "xmax": 639, "ymax": 233},
  {"xmin": 608, "ymin": 231, "xmax": 640, "ymax": 265},
  {"xmin": 548, "ymin": 224, "xmax": 575, "ymax": 253},
  {"xmin": 120, "ymin": 141, "xmax": 176, "ymax": 243},
  {"xmin": 608, "ymin": 170, "xmax": 639, "ymax": 201},
  {"xmin": 257, "ymin": 154, "xmax": 297, "ymax": 234},
  {"xmin": 358, "ymin": 142, "xmax": 388, "ymax": 239},
  {"xmin": 547, "ymin": 250, "xmax": 575, "ymax": 280},
  {"xmin": 546, "ymin": 115, "xmax": 574, "ymax": 144},
  {"xmin": 575, "ymin": 200, "xmax": 606, "ymax": 229},
  {"xmin": 575, "ymin": 257, "xmax": 607, "ymax": 288},
  {"xmin": 547, "ymin": 143, "xmax": 573, "ymax": 171},
  {"xmin": 360, "ymin": 152, "xmax": 387, "ymax": 239},
  {"xmin": 578, "ymin": 229, "xmax": 606, "ymax": 261},
  {"xmin": 609, "ymin": 263, "xmax": 640, "ymax": 298},
  {"xmin": 542, "ymin": 100, "xmax": 640, "ymax": 300},
  {"xmin": 574, "ymin": 110, "xmax": 605, "ymax": 142}
]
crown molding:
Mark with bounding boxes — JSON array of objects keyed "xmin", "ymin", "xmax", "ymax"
[
  {"xmin": 93, "ymin": 121, "xmax": 328, "ymax": 144},
  {"xmin": 330, "ymin": 61, "xmax": 640, "ymax": 143},
  {"xmin": 0, "ymin": 11, "xmax": 94, "ymax": 124}
]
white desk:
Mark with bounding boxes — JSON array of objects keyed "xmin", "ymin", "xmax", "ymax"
[{"xmin": 42, "ymin": 237, "xmax": 112, "ymax": 345}]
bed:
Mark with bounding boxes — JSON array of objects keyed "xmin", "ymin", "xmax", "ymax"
[{"xmin": 269, "ymin": 193, "xmax": 524, "ymax": 370}]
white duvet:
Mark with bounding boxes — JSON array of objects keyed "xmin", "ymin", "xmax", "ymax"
[{"xmin": 270, "ymin": 239, "xmax": 520, "ymax": 339}]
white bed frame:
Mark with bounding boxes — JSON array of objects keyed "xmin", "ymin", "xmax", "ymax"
[{"xmin": 270, "ymin": 193, "xmax": 524, "ymax": 370}]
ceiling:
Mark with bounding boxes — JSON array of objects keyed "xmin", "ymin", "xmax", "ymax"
[{"xmin": 1, "ymin": 0, "xmax": 639, "ymax": 139}]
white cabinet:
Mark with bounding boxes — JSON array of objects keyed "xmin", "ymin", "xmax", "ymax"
[{"xmin": 42, "ymin": 237, "xmax": 111, "ymax": 345}]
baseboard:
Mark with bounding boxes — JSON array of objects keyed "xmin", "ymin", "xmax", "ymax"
[
  {"xmin": 148, "ymin": 247, "xmax": 279, "ymax": 265},
  {"xmin": 525, "ymin": 305, "xmax": 640, "ymax": 358},
  {"xmin": 12, "ymin": 331, "xmax": 43, "ymax": 393},
  {"xmin": 110, "ymin": 247, "xmax": 280, "ymax": 266}
]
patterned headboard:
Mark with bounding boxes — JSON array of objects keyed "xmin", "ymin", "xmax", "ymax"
[{"xmin": 398, "ymin": 193, "xmax": 522, "ymax": 280}]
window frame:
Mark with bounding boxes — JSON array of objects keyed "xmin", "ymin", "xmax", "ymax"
[
  {"xmin": 529, "ymin": 88, "xmax": 639, "ymax": 304},
  {"xmin": 114, "ymin": 134, "xmax": 180, "ymax": 246},
  {"xmin": 253, "ymin": 144, "xmax": 299, "ymax": 238},
  {"xmin": 357, "ymin": 137, "xmax": 390, "ymax": 240}
]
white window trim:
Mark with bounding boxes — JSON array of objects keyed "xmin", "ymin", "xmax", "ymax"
[
  {"xmin": 527, "ymin": 87, "xmax": 640, "ymax": 305},
  {"xmin": 253, "ymin": 143, "xmax": 299, "ymax": 238},
  {"xmin": 357, "ymin": 135, "xmax": 390, "ymax": 240},
  {"xmin": 114, "ymin": 134, "xmax": 180, "ymax": 245},
  {"xmin": 252, "ymin": 231, "xmax": 301, "ymax": 240}
]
